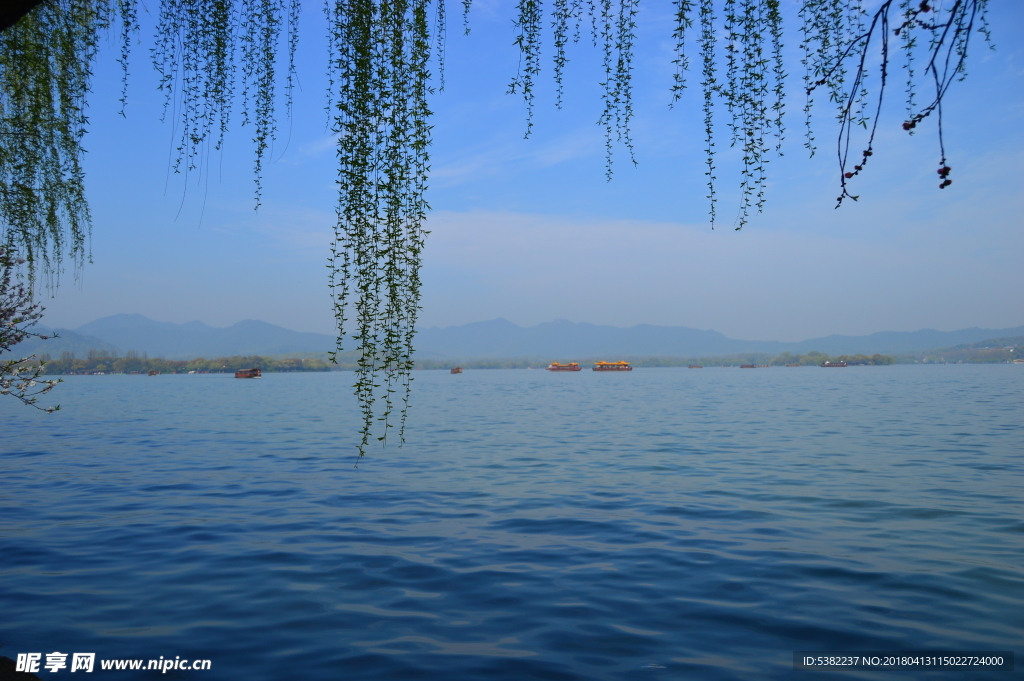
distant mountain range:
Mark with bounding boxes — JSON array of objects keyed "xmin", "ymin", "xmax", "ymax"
[
  {"xmin": 7, "ymin": 314, "xmax": 1024, "ymax": 360},
  {"xmin": 414, "ymin": 319, "xmax": 1024, "ymax": 358},
  {"xmin": 14, "ymin": 314, "xmax": 338, "ymax": 360}
]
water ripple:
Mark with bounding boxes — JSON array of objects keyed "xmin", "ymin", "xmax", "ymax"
[{"xmin": 1, "ymin": 366, "xmax": 1021, "ymax": 680}]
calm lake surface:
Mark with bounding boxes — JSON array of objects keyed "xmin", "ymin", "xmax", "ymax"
[{"xmin": 2, "ymin": 366, "xmax": 1022, "ymax": 680}]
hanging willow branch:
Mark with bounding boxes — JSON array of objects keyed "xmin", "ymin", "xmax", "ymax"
[
  {"xmin": 326, "ymin": 0, "xmax": 431, "ymax": 458},
  {"xmin": 0, "ymin": 0, "xmax": 104, "ymax": 284},
  {"xmin": 504, "ymin": 0, "xmax": 985, "ymax": 226},
  {"xmin": 799, "ymin": 0, "xmax": 990, "ymax": 205},
  {"xmin": 152, "ymin": 0, "xmax": 299, "ymax": 207},
  {"xmin": 0, "ymin": 0, "xmax": 994, "ymax": 444}
]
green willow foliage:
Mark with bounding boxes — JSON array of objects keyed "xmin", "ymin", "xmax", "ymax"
[
  {"xmin": 152, "ymin": 0, "xmax": 300, "ymax": 206},
  {"xmin": 0, "ymin": 0, "xmax": 991, "ymax": 453},
  {"xmin": 325, "ymin": 0, "xmax": 431, "ymax": 455},
  {"xmin": 0, "ymin": 0, "xmax": 127, "ymax": 284},
  {"xmin": 798, "ymin": 0, "xmax": 990, "ymax": 205}
]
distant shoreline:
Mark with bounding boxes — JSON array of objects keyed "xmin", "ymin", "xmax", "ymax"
[
  {"xmin": 417, "ymin": 352, "xmax": 900, "ymax": 371},
  {"xmin": 9, "ymin": 334, "xmax": 1021, "ymax": 375}
]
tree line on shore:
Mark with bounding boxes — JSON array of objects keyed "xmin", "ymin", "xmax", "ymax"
[
  {"xmin": 411, "ymin": 339, "xmax": 1023, "ymax": 370},
  {"xmin": 16, "ymin": 339, "xmax": 1022, "ymax": 376},
  {"xmin": 910, "ymin": 337, "xmax": 1022, "ymax": 364},
  {"xmin": 768, "ymin": 352, "xmax": 894, "ymax": 367},
  {"xmin": 33, "ymin": 351, "xmax": 331, "ymax": 375},
  {"xmin": 414, "ymin": 352, "xmax": 897, "ymax": 371}
]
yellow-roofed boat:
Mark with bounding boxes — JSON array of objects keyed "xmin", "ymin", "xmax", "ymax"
[
  {"xmin": 547, "ymin": 362, "xmax": 581, "ymax": 372},
  {"xmin": 593, "ymin": 361, "xmax": 632, "ymax": 372}
]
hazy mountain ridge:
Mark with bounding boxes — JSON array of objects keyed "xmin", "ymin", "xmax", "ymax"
[
  {"xmin": 6, "ymin": 314, "xmax": 1023, "ymax": 360},
  {"xmin": 6, "ymin": 327, "xmax": 120, "ymax": 358},
  {"xmin": 413, "ymin": 318, "xmax": 1024, "ymax": 358},
  {"xmin": 72, "ymin": 314, "xmax": 337, "ymax": 359},
  {"xmin": 413, "ymin": 319, "xmax": 777, "ymax": 358}
]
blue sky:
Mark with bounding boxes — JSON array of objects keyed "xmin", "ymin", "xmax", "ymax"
[{"xmin": 38, "ymin": 0, "xmax": 1024, "ymax": 342}]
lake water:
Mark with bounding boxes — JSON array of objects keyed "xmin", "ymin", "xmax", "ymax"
[{"xmin": 2, "ymin": 366, "xmax": 1022, "ymax": 680}]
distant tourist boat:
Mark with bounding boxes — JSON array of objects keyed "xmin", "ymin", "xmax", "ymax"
[
  {"xmin": 147, "ymin": 370, "xmax": 159, "ymax": 376},
  {"xmin": 547, "ymin": 362, "xmax": 581, "ymax": 372},
  {"xmin": 235, "ymin": 368, "xmax": 262, "ymax": 378},
  {"xmin": 688, "ymin": 365, "xmax": 702, "ymax": 369},
  {"xmin": 740, "ymin": 364, "xmax": 756, "ymax": 369},
  {"xmin": 785, "ymin": 363, "xmax": 801, "ymax": 367},
  {"xmin": 821, "ymin": 361, "xmax": 847, "ymax": 368},
  {"xmin": 450, "ymin": 367, "xmax": 463, "ymax": 374},
  {"xmin": 593, "ymin": 361, "xmax": 632, "ymax": 372}
]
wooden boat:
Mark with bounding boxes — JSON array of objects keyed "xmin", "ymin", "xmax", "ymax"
[
  {"xmin": 547, "ymin": 362, "xmax": 581, "ymax": 372},
  {"xmin": 740, "ymin": 364, "xmax": 756, "ymax": 369},
  {"xmin": 147, "ymin": 370, "xmax": 159, "ymax": 376},
  {"xmin": 235, "ymin": 368, "xmax": 262, "ymax": 378},
  {"xmin": 821, "ymin": 361, "xmax": 847, "ymax": 367},
  {"xmin": 785, "ymin": 363, "xmax": 801, "ymax": 367},
  {"xmin": 450, "ymin": 367, "xmax": 463, "ymax": 374},
  {"xmin": 688, "ymin": 365, "xmax": 702, "ymax": 369},
  {"xmin": 593, "ymin": 361, "xmax": 632, "ymax": 372}
]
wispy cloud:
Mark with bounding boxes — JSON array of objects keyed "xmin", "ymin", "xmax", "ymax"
[
  {"xmin": 419, "ymin": 207, "xmax": 1023, "ymax": 341},
  {"xmin": 432, "ymin": 128, "xmax": 602, "ymax": 186}
]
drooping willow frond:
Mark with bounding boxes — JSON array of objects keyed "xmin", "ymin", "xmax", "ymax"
[
  {"xmin": 326, "ymin": 0, "xmax": 431, "ymax": 458},
  {"xmin": 715, "ymin": 0, "xmax": 784, "ymax": 228},
  {"xmin": 698, "ymin": 0, "xmax": 717, "ymax": 223},
  {"xmin": 152, "ymin": 0, "xmax": 300, "ymax": 208},
  {"xmin": 800, "ymin": 0, "xmax": 990, "ymax": 204},
  {"xmin": 508, "ymin": 0, "xmax": 543, "ymax": 138},
  {"xmin": 0, "ymin": 0, "xmax": 113, "ymax": 284},
  {"xmin": 508, "ymin": 0, "xmax": 639, "ymax": 175}
]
